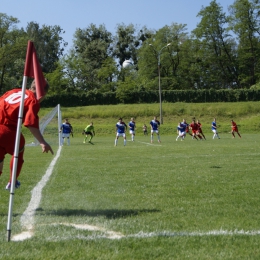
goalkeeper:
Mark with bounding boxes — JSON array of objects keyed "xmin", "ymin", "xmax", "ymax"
[{"xmin": 82, "ymin": 122, "xmax": 95, "ymax": 143}]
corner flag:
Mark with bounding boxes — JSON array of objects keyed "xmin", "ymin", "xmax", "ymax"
[
  {"xmin": 7, "ymin": 40, "xmax": 45, "ymax": 242},
  {"xmin": 24, "ymin": 41, "xmax": 47, "ymax": 100}
]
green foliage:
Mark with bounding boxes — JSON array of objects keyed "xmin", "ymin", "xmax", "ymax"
[
  {"xmin": 41, "ymin": 89, "xmax": 260, "ymax": 107},
  {"xmin": 2, "ymin": 1, "xmax": 260, "ymax": 93}
]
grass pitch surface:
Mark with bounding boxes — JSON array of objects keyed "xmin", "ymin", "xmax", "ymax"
[{"xmin": 0, "ymin": 134, "xmax": 260, "ymax": 259}]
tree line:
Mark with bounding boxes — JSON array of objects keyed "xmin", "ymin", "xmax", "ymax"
[{"xmin": 1, "ymin": 0, "xmax": 260, "ymax": 100}]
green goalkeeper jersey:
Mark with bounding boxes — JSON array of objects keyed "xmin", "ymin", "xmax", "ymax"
[{"xmin": 85, "ymin": 125, "xmax": 94, "ymax": 132}]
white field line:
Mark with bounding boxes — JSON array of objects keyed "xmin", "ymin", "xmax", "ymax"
[
  {"xmin": 44, "ymin": 225, "xmax": 260, "ymax": 241},
  {"xmin": 137, "ymin": 141, "xmax": 162, "ymax": 146},
  {"xmin": 12, "ymin": 146, "xmax": 62, "ymax": 242}
]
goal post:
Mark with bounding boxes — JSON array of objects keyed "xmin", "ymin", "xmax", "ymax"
[{"xmin": 27, "ymin": 104, "xmax": 62, "ymax": 146}]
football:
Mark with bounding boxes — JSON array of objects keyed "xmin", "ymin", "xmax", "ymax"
[{"xmin": 122, "ymin": 60, "xmax": 133, "ymax": 69}]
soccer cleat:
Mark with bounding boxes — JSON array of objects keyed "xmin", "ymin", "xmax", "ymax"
[
  {"xmin": 5, "ymin": 182, "xmax": 11, "ymax": 190},
  {"xmin": 15, "ymin": 180, "xmax": 21, "ymax": 188},
  {"xmin": 158, "ymin": 140, "xmax": 161, "ymax": 143},
  {"xmin": 83, "ymin": 141, "xmax": 86, "ymax": 143},
  {"xmin": 5, "ymin": 180, "xmax": 20, "ymax": 190}
]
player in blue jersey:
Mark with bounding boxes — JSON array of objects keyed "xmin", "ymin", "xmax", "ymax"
[
  {"xmin": 115, "ymin": 118, "xmax": 127, "ymax": 146},
  {"xmin": 128, "ymin": 117, "xmax": 136, "ymax": 141},
  {"xmin": 212, "ymin": 118, "xmax": 220, "ymax": 139},
  {"xmin": 150, "ymin": 116, "xmax": 161, "ymax": 143},
  {"xmin": 176, "ymin": 122, "xmax": 185, "ymax": 141},
  {"xmin": 181, "ymin": 119, "xmax": 193, "ymax": 139},
  {"xmin": 60, "ymin": 118, "xmax": 73, "ymax": 145}
]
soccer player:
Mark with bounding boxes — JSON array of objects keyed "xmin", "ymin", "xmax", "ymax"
[
  {"xmin": 212, "ymin": 118, "xmax": 220, "ymax": 139},
  {"xmin": 83, "ymin": 122, "xmax": 95, "ymax": 143},
  {"xmin": 60, "ymin": 118, "xmax": 73, "ymax": 145},
  {"xmin": 150, "ymin": 116, "xmax": 161, "ymax": 143},
  {"xmin": 182, "ymin": 119, "xmax": 192, "ymax": 139},
  {"xmin": 231, "ymin": 119, "xmax": 241, "ymax": 138},
  {"xmin": 176, "ymin": 122, "xmax": 185, "ymax": 141},
  {"xmin": 115, "ymin": 118, "xmax": 127, "ymax": 146},
  {"xmin": 189, "ymin": 120, "xmax": 203, "ymax": 140},
  {"xmin": 0, "ymin": 79, "xmax": 53, "ymax": 190},
  {"xmin": 142, "ymin": 124, "xmax": 148, "ymax": 135},
  {"xmin": 128, "ymin": 117, "xmax": 136, "ymax": 141},
  {"xmin": 197, "ymin": 120, "xmax": 206, "ymax": 140}
]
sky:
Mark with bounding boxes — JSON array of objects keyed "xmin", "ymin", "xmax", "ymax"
[{"xmin": 2, "ymin": 0, "xmax": 236, "ymax": 53}]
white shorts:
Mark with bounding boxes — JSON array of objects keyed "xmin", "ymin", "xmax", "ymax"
[
  {"xmin": 212, "ymin": 129, "xmax": 218, "ymax": 134},
  {"xmin": 178, "ymin": 131, "xmax": 185, "ymax": 136},
  {"xmin": 129, "ymin": 130, "xmax": 135, "ymax": 135},
  {"xmin": 151, "ymin": 130, "xmax": 159, "ymax": 134},
  {"xmin": 62, "ymin": 133, "xmax": 70, "ymax": 138},
  {"xmin": 116, "ymin": 133, "xmax": 126, "ymax": 138}
]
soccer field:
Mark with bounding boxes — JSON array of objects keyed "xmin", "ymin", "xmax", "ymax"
[{"xmin": 0, "ymin": 134, "xmax": 260, "ymax": 259}]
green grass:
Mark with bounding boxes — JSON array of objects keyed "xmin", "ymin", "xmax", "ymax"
[
  {"xmin": 36, "ymin": 102, "xmax": 260, "ymax": 135},
  {"xmin": 0, "ymin": 133, "xmax": 260, "ymax": 259}
]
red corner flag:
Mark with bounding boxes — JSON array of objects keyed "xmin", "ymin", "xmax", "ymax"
[{"xmin": 24, "ymin": 41, "xmax": 47, "ymax": 100}]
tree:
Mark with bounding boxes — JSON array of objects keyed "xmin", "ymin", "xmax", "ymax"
[
  {"xmin": 228, "ymin": 0, "xmax": 260, "ymax": 87},
  {"xmin": 66, "ymin": 23, "xmax": 113, "ymax": 91},
  {"xmin": 0, "ymin": 13, "xmax": 28, "ymax": 93},
  {"xmin": 192, "ymin": 0, "xmax": 239, "ymax": 89},
  {"xmin": 137, "ymin": 23, "xmax": 189, "ymax": 90},
  {"xmin": 26, "ymin": 22, "xmax": 67, "ymax": 73}
]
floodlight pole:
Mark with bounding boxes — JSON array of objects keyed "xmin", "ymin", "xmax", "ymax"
[{"xmin": 149, "ymin": 43, "xmax": 171, "ymax": 124}]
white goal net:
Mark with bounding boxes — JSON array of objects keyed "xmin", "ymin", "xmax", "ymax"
[{"xmin": 27, "ymin": 104, "xmax": 62, "ymax": 146}]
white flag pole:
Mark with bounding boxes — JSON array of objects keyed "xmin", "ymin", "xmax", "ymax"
[{"xmin": 7, "ymin": 76, "xmax": 28, "ymax": 242}]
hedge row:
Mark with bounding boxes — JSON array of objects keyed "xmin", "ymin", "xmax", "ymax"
[{"xmin": 42, "ymin": 89, "xmax": 260, "ymax": 107}]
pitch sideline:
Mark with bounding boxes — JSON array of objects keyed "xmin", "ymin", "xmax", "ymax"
[{"xmin": 12, "ymin": 146, "xmax": 63, "ymax": 241}]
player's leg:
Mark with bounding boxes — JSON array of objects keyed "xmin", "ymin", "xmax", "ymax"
[
  {"xmin": 89, "ymin": 133, "xmax": 94, "ymax": 142},
  {"xmin": 61, "ymin": 135, "xmax": 65, "ymax": 145},
  {"xmin": 132, "ymin": 132, "xmax": 135, "ymax": 141},
  {"xmin": 192, "ymin": 132, "xmax": 198, "ymax": 140},
  {"xmin": 176, "ymin": 131, "xmax": 179, "ymax": 141},
  {"xmin": 7, "ymin": 136, "xmax": 25, "ymax": 189},
  {"xmin": 197, "ymin": 132, "xmax": 203, "ymax": 140},
  {"xmin": 151, "ymin": 130, "xmax": 154, "ymax": 143},
  {"xmin": 115, "ymin": 134, "xmax": 119, "ymax": 146},
  {"xmin": 67, "ymin": 136, "xmax": 70, "ymax": 145},
  {"xmin": 157, "ymin": 131, "xmax": 161, "ymax": 143},
  {"xmin": 124, "ymin": 134, "xmax": 127, "ymax": 146},
  {"xmin": 231, "ymin": 130, "xmax": 235, "ymax": 138}
]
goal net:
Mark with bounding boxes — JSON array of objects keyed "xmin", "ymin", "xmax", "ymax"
[{"xmin": 27, "ymin": 104, "xmax": 62, "ymax": 146}]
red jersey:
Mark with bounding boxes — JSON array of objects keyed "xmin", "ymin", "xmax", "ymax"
[
  {"xmin": 231, "ymin": 121, "xmax": 238, "ymax": 131},
  {"xmin": 190, "ymin": 122, "xmax": 199, "ymax": 131},
  {"xmin": 0, "ymin": 89, "xmax": 40, "ymax": 130}
]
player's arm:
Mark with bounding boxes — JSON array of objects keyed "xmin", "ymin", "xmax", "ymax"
[{"xmin": 28, "ymin": 126, "xmax": 54, "ymax": 154}]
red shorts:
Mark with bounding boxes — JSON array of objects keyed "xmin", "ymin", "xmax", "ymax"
[
  {"xmin": 0, "ymin": 125, "xmax": 25, "ymax": 160},
  {"xmin": 232, "ymin": 127, "xmax": 238, "ymax": 132},
  {"xmin": 192, "ymin": 130, "xmax": 198, "ymax": 135}
]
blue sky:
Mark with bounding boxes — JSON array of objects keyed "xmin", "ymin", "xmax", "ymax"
[{"xmin": 2, "ymin": 0, "xmax": 235, "ymax": 52}]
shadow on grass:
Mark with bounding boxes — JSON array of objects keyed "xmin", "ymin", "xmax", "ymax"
[
  {"xmin": 210, "ymin": 166, "xmax": 222, "ymax": 168},
  {"xmin": 37, "ymin": 208, "xmax": 160, "ymax": 219}
]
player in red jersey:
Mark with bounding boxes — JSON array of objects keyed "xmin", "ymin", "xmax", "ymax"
[
  {"xmin": 189, "ymin": 120, "xmax": 203, "ymax": 140},
  {"xmin": 231, "ymin": 119, "xmax": 241, "ymax": 138},
  {"xmin": 197, "ymin": 120, "xmax": 206, "ymax": 140},
  {"xmin": 0, "ymin": 80, "xmax": 54, "ymax": 190},
  {"xmin": 182, "ymin": 119, "xmax": 194, "ymax": 139}
]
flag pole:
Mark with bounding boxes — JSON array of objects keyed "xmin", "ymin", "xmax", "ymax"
[{"xmin": 7, "ymin": 75, "xmax": 28, "ymax": 241}]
